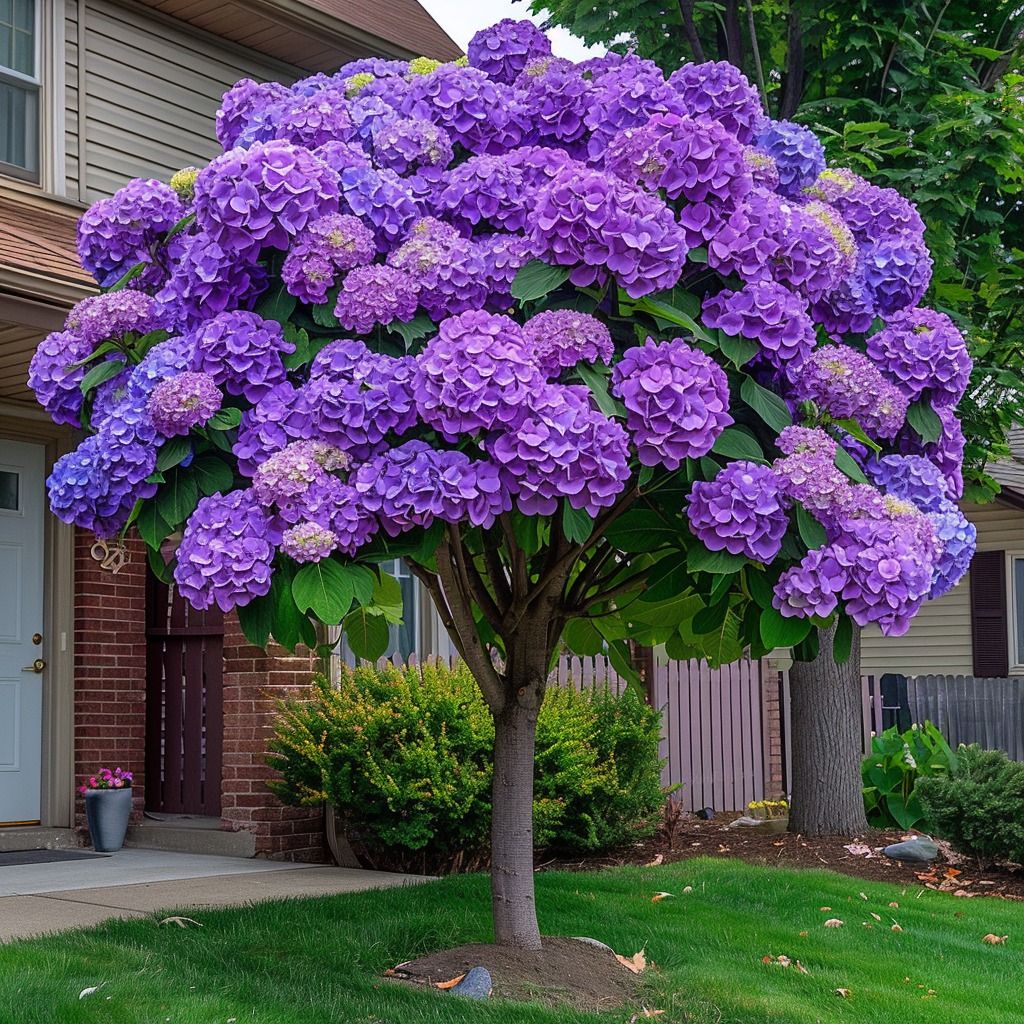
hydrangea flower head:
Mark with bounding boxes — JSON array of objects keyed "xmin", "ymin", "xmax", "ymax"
[
  {"xmin": 521, "ymin": 310, "xmax": 613, "ymax": 378},
  {"xmin": 754, "ymin": 120, "xmax": 826, "ymax": 196},
  {"xmin": 148, "ymin": 372, "xmax": 222, "ymax": 437},
  {"xmin": 467, "ymin": 18, "xmax": 552, "ymax": 85},
  {"xmin": 334, "ymin": 264, "xmax": 420, "ymax": 333},
  {"xmin": 668, "ymin": 60, "xmax": 765, "ymax": 143},
  {"xmin": 191, "ymin": 310, "xmax": 294, "ymax": 402}
]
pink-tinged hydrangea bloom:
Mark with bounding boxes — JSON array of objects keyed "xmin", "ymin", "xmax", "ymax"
[
  {"xmin": 148, "ymin": 372, "xmax": 222, "ymax": 437},
  {"xmin": 353, "ymin": 440, "xmax": 510, "ymax": 535},
  {"xmin": 216, "ymin": 78, "xmax": 291, "ymax": 149},
  {"xmin": 191, "ymin": 310, "xmax": 294, "ymax": 402},
  {"xmin": 521, "ymin": 310, "xmax": 614, "ymax": 378},
  {"xmin": 29, "ymin": 331, "xmax": 98, "ymax": 426},
  {"xmin": 194, "ymin": 141, "xmax": 340, "ymax": 257},
  {"xmin": 415, "ymin": 311, "xmax": 542, "ymax": 441},
  {"xmin": 76, "ymin": 178, "xmax": 185, "ymax": 289},
  {"xmin": 333, "ymin": 264, "xmax": 420, "ymax": 334},
  {"xmin": 281, "ymin": 521, "xmax": 339, "ymax": 563},
  {"xmin": 281, "ymin": 213, "xmax": 376, "ymax": 304},
  {"xmin": 687, "ymin": 461, "xmax": 789, "ymax": 562},
  {"xmin": 866, "ymin": 307, "xmax": 971, "ymax": 406},
  {"xmin": 234, "ymin": 382, "xmax": 312, "ymax": 476},
  {"xmin": 701, "ymin": 281, "xmax": 816, "ymax": 368},
  {"xmin": 64, "ymin": 291, "xmax": 163, "ymax": 347},
  {"xmin": 529, "ymin": 165, "xmax": 688, "ymax": 298},
  {"xmin": 773, "ymin": 427, "xmax": 854, "ymax": 519},
  {"xmin": 304, "ymin": 351, "xmax": 418, "ymax": 460},
  {"xmin": 611, "ymin": 337, "xmax": 732, "ymax": 469},
  {"xmin": 373, "ymin": 117, "xmax": 454, "ymax": 177},
  {"xmin": 791, "ymin": 344, "xmax": 908, "ymax": 440},
  {"xmin": 252, "ymin": 439, "xmax": 349, "ymax": 512},
  {"xmin": 174, "ymin": 489, "xmax": 276, "ymax": 612},
  {"xmin": 468, "ymin": 18, "xmax": 552, "ymax": 85},
  {"xmin": 47, "ymin": 432, "xmax": 158, "ymax": 538},
  {"xmin": 754, "ymin": 120, "xmax": 826, "ymax": 197},
  {"xmin": 668, "ymin": 60, "xmax": 765, "ymax": 144},
  {"xmin": 487, "ymin": 384, "xmax": 631, "ymax": 517}
]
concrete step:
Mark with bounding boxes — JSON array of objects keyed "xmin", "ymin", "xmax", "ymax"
[
  {"xmin": 124, "ymin": 821, "xmax": 256, "ymax": 858},
  {"xmin": 0, "ymin": 827, "xmax": 78, "ymax": 853}
]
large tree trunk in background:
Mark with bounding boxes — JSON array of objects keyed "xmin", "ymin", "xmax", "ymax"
[
  {"xmin": 490, "ymin": 694, "xmax": 542, "ymax": 950},
  {"xmin": 787, "ymin": 623, "xmax": 869, "ymax": 835}
]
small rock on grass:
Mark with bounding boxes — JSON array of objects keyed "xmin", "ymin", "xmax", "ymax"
[
  {"xmin": 450, "ymin": 966, "xmax": 492, "ymax": 1000},
  {"xmin": 883, "ymin": 837, "xmax": 938, "ymax": 863}
]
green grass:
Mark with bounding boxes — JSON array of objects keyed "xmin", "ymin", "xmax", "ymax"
[{"xmin": 0, "ymin": 858, "xmax": 1019, "ymax": 1023}]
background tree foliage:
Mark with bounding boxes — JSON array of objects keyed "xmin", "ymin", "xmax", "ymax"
[{"xmin": 534, "ymin": 0, "xmax": 1024, "ymax": 501}]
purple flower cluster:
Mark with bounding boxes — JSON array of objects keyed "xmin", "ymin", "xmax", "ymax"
[
  {"xmin": 174, "ymin": 489, "xmax": 276, "ymax": 612},
  {"xmin": 215, "ymin": 78, "xmax": 291, "ymax": 149},
  {"xmin": 791, "ymin": 344, "xmax": 909, "ymax": 440},
  {"xmin": 611, "ymin": 338, "xmax": 732, "ymax": 469},
  {"xmin": 191, "ymin": 310, "xmax": 294, "ymax": 402},
  {"xmin": 334, "ymin": 264, "xmax": 420, "ymax": 333},
  {"xmin": 866, "ymin": 307, "xmax": 971, "ymax": 406},
  {"xmin": 668, "ymin": 61, "xmax": 765, "ymax": 144},
  {"xmin": 282, "ymin": 213, "xmax": 375, "ymax": 304},
  {"xmin": 372, "ymin": 118, "xmax": 453, "ymax": 178},
  {"xmin": 147, "ymin": 372, "xmax": 222, "ymax": 436},
  {"xmin": 754, "ymin": 120, "xmax": 825, "ymax": 197},
  {"xmin": 234, "ymin": 382, "xmax": 312, "ymax": 476},
  {"xmin": 336, "ymin": 164, "xmax": 420, "ymax": 251},
  {"xmin": 868, "ymin": 454, "xmax": 950, "ymax": 512},
  {"xmin": 927, "ymin": 500, "xmax": 976, "ymax": 599},
  {"xmin": 773, "ymin": 427, "xmax": 854, "ymax": 522},
  {"xmin": 28, "ymin": 330, "xmax": 95, "ymax": 426},
  {"xmin": 468, "ymin": 18, "xmax": 552, "ymax": 85},
  {"xmin": 252, "ymin": 439, "xmax": 348, "ymax": 514},
  {"xmin": 530, "ymin": 165, "xmax": 688, "ymax": 298},
  {"xmin": 701, "ymin": 281, "xmax": 816, "ymax": 368},
  {"xmin": 354, "ymin": 440, "xmax": 509, "ymax": 535},
  {"xmin": 687, "ymin": 461, "xmax": 789, "ymax": 562},
  {"xmin": 521, "ymin": 310, "xmax": 613, "ymax": 378},
  {"xmin": 65, "ymin": 292, "xmax": 164, "ymax": 346},
  {"xmin": 487, "ymin": 384, "xmax": 630, "ymax": 516}
]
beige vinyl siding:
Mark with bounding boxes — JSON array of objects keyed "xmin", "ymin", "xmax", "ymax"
[
  {"xmin": 861, "ymin": 501, "xmax": 1024, "ymax": 677},
  {"xmin": 74, "ymin": 0, "xmax": 300, "ymax": 203},
  {"xmin": 63, "ymin": 2, "xmax": 80, "ymax": 197}
]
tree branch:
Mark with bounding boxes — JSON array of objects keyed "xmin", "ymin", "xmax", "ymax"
[
  {"xmin": 499, "ymin": 511, "xmax": 529, "ymax": 596},
  {"xmin": 778, "ymin": 4, "xmax": 805, "ymax": 119},
  {"xmin": 579, "ymin": 570, "xmax": 651, "ymax": 614},
  {"xmin": 722, "ymin": 0, "xmax": 744, "ymax": 67},
  {"xmin": 482, "ymin": 535, "xmax": 512, "ymax": 614},
  {"xmin": 745, "ymin": 0, "xmax": 767, "ymax": 105},
  {"xmin": 449, "ymin": 523, "xmax": 504, "ymax": 633},
  {"xmin": 676, "ymin": 0, "xmax": 706, "ymax": 62},
  {"xmin": 565, "ymin": 541, "xmax": 617, "ymax": 608}
]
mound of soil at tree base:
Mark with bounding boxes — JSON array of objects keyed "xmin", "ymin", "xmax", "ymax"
[
  {"xmin": 536, "ymin": 813, "xmax": 1024, "ymax": 902},
  {"xmin": 386, "ymin": 935, "xmax": 644, "ymax": 1011}
]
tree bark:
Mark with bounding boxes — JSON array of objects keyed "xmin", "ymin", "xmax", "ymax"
[
  {"xmin": 787, "ymin": 624, "xmax": 868, "ymax": 836},
  {"xmin": 778, "ymin": 5, "xmax": 805, "ymax": 119}
]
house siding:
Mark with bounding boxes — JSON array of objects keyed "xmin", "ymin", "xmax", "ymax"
[
  {"xmin": 861, "ymin": 501, "xmax": 1024, "ymax": 677},
  {"xmin": 66, "ymin": 0, "xmax": 300, "ymax": 203}
]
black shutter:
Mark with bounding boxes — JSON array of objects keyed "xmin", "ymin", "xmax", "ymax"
[{"xmin": 970, "ymin": 549, "xmax": 1008, "ymax": 677}]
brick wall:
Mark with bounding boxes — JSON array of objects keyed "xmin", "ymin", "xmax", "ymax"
[
  {"xmin": 221, "ymin": 615, "xmax": 326, "ymax": 861},
  {"xmin": 761, "ymin": 660, "xmax": 786, "ymax": 801},
  {"xmin": 74, "ymin": 531, "xmax": 148, "ymax": 827}
]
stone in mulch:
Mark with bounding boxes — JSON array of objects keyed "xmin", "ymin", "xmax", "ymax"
[{"xmin": 883, "ymin": 837, "xmax": 939, "ymax": 862}]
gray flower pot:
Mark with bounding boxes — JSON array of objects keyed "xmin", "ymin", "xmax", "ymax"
[{"xmin": 84, "ymin": 787, "xmax": 132, "ymax": 852}]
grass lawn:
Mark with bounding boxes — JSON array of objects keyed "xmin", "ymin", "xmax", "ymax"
[{"xmin": 0, "ymin": 857, "xmax": 1019, "ymax": 1023}]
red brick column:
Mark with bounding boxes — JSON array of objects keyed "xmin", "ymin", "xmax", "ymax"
[
  {"xmin": 221, "ymin": 615, "xmax": 326, "ymax": 861},
  {"xmin": 73, "ymin": 531, "xmax": 148, "ymax": 827},
  {"xmin": 761, "ymin": 659, "xmax": 786, "ymax": 801}
]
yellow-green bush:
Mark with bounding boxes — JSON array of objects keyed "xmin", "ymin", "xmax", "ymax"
[{"xmin": 267, "ymin": 660, "xmax": 666, "ymax": 870}]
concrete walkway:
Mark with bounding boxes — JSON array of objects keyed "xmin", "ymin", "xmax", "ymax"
[{"xmin": 0, "ymin": 849, "xmax": 432, "ymax": 943}]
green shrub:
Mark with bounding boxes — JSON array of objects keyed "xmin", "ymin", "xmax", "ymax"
[
  {"xmin": 861, "ymin": 720, "xmax": 957, "ymax": 830},
  {"xmin": 916, "ymin": 744, "xmax": 1024, "ymax": 864},
  {"xmin": 267, "ymin": 660, "xmax": 666, "ymax": 870}
]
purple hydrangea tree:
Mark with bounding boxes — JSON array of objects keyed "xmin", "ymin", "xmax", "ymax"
[{"xmin": 33, "ymin": 20, "xmax": 974, "ymax": 951}]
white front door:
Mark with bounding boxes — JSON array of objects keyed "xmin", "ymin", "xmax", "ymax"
[{"xmin": 0, "ymin": 439, "xmax": 45, "ymax": 825}]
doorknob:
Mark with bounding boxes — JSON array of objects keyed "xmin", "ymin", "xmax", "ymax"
[{"xmin": 21, "ymin": 659, "xmax": 45, "ymax": 673}]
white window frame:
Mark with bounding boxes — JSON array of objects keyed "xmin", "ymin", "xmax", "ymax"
[
  {"xmin": 0, "ymin": 0, "xmax": 41, "ymax": 181},
  {"xmin": 1006, "ymin": 552, "xmax": 1024, "ymax": 674}
]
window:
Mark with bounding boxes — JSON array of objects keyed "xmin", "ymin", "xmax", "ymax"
[
  {"xmin": 1011, "ymin": 555, "xmax": 1024, "ymax": 671},
  {"xmin": 333, "ymin": 559, "xmax": 419, "ymax": 668},
  {"xmin": 0, "ymin": 0, "xmax": 39, "ymax": 180}
]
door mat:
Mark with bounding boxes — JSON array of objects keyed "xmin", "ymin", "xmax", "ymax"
[{"xmin": 0, "ymin": 850, "xmax": 110, "ymax": 866}]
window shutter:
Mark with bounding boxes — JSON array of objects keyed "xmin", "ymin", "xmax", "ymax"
[{"xmin": 970, "ymin": 550, "xmax": 1008, "ymax": 677}]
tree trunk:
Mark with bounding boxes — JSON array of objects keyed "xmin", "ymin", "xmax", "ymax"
[
  {"xmin": 787, "ymin": 624, "xmax": 868, "ymax": 835},
  {"xmin": 490, "ymin": 686, "xmax": 542, "ymax": 950}
]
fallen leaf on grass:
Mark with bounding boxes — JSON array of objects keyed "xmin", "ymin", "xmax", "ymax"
[
  {"xmin": 158, "ymin": 916, "xmax": 203, "ymax": 928},
  {"xmin": 870, "ymin": 913, "xmax": 882, "ymax": 921},
  {"xmin": 982, "ymin": 934, "xmax": 1008, "ymax": 945},
  {"xmin": 820, "ymin": 906, "xmax": 832, "ymax": 912},
  {"xmin": 79, "ymin": 984, "xmax": 106, "ymax": 1000},
  {"xmin": 824, "ymin": 919, "xmax": 844, "ymax": 928},
  {"xmin": 835, "ymin": 989, "xmax": 852, "ymax": 998},
  {"xmin": 434, "ymin": 974, "xmax": 466, "ymax": 990},
  {"xmin": 858, "ymin": 892, "xmax": 868, "ymax": 901},
  {"xmin": 651, "ymin": 892, "xmax": 674, "ymax": 903},
  {"xmin": 682, "ymin": 885, "xmax": 693, "ymax": 893},
  {"xmin": 626, "ymin": 1008, "xmax": 666, "ymax": 1021},
  {"xmin": 889, "ymin": 902, "xmax": 899, "ymax": 908},
  {"xmin": 892, "ymin": 924, "xmax": 903, "ymax": 933},
  {"xmin": 616, "ymin": 950, "xmax": 647, "ymax": 975},
  {"xmin": 644, "ymin": 854, "xmax": 664, "ymax": 867}
]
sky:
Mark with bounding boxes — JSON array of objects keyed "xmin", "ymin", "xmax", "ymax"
[{"xmin": 416, "ymin": 0, "xmax": 606, "ymax": 62}]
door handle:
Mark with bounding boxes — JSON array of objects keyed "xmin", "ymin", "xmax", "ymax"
[{"xmin": 21, "ymin": 659, "xmax": 45, "ymax": 673}]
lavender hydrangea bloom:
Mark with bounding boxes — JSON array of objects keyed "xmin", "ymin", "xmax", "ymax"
[
  {"xmin": 868, "ymin": 454, "xmax": 950, "ymax": 512},
  {"xmin": 333, "ymin": 264, "xmax": 420, "ymax": 333},
  {"xmin": 791, "ymin": 344, "xmax": 909, "ymax": 440},
  {"xmin": 861, "ymin": 234, "xmax": 933, "ymax": 315},
  {"xmin": 415, "ymin": 311, "xmax": 542, "ymax": 441},
  {"xmin": 372, "ymin": 117, "xmax": 453, "ymax": 177},
  {"xmin": 252, "ymin": 439, "xmax": 349, "ymax": 515},
  {"xmin": 312, "ymin": 139, "xmax": 373, "ymax": 173},
  {"xmin": 47, "ymin": 432, "xmax": 158, "ymax": 538},
  {"xmin": 28, "ymin": 331, "xmax": 99, "ymax": 426},
  {"xmin": 272, "ymin": 87, "xmax": 353, "ymax": 149},
  {"xmin": 701, "ymin": 282, "xmax": 816, "ymax": 368},
  {"xmin": 467, "ymin": 18, "xmax": 552, "ymax": 84},
  {"xmin": 529, "ymin": 165, "xmax": 688, "ymax": 298},
  {"xmin": 867, "ymin": 307, "xmax": 971, "ymax": 406},
  {"xmin": 487, "ymin": 384, "xmax": 630, "ymax": 516},
  {"xmin": 611, "ymin": 337, "xmax": 732, "ymax": 469},
  {"xmin": 668, "ymin": 61, "xmax": 765, "ymax": 144},
  {"xmin": 773, "ymin": 428, "xmax": 854, "ymax": 520},
  {"xmin": 773, "ymin": 546, "xmax": 848, "ymax": 619},
  {"xmin": 234, "ymin": 382, "xmax": 312, "ymax": 476},
  {"xmin": 191, "ymin": 310, "xmax": 294, "ymax": 402},
  {"xmin": 521, "ymin": 310, "xmax": 613, "ymax": 378},
  {"xmin": 281, "ymin": 213, "xmax": 376, "ymax": 304},
  {"xmin": 810, "ymin": 169, "xmax": 926, "ymax": 247},
  {"xmin": 64, "ymin": 291, "xmax": 164, "ymax": 346},
  {"xmin": 148, "ymin": 372, "xmax": 222, "ymax": 437},
  {"xmin": 281, "ymin": 521, "xmax": 339, "ymax": 563},
  {"xmin": 337, "ymin": 164, "xmax": 420, "ymax": 251},
  {"xmin": 515, "ymin": 59, "xmax": 591, "ymax": 155},
  {"xmin": 435, "ymin": 152, "xmax": 535, "ymax": 232},
  {"xmin": 809, "ymin": 267, "xmax": 876, "ymax": 338},
  {"xmin": 353, "ymin": 440, "xmax": 510, "ymax": 535},
  {"xmin": 473, "ymin": 232, "xmax": 534, "ymax": 309},
  {"xmin": 194, "ymin": 141, "xmax": 340, "ymax": 257},
  {"xmin": 77, "ymin": 178, "xmax": 185, "ymax": 289},
  {"xmin": 687, "ymin": 461, "xmax": 789, "ymax": 562},
  {"xmin": 900, "ymin": 402, "xmax": 966, "ymax": 500},
  {"xmin": 754, "ymin": 120, "xmax": 826, "ymax": 197},
  {"xmin": 216, "ymin": 79, "xmax": 291, "ymax": 149},
  {"xmin": 927, "ymin": 499, "xmax": 976, "ymax": 599},
  {"xmin": 174, "ymin": 489, "xmax": 276, "ymax": 612}
]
